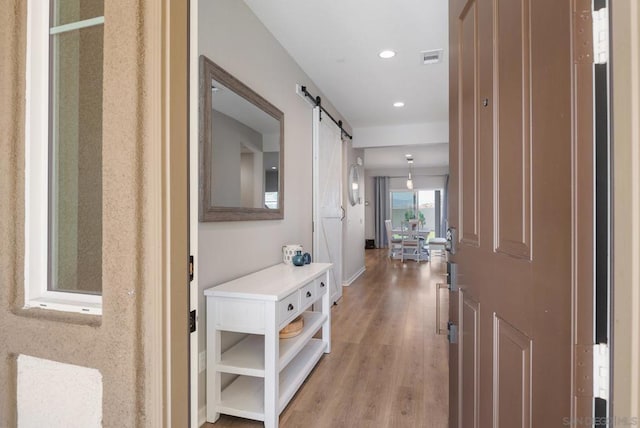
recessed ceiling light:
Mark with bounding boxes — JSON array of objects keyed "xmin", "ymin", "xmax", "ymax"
[
  {"xmin": 271, "ymin": 166, "xmax": 277, "ymax": 170},
  {"xmin": 379, "ymin": 50, "xmax": 396, "ymax": 59},
  {"xmin": 405, "ymin": 153, "xmax": 413, "ymax": 158},
  {"xmin": 393, "ymin": 102, "xmax": 405, "ymax": 108}
]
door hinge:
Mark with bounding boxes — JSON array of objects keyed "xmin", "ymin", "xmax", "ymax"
[
  {"xmin": 447, "ymin": 321, "xmax": 458, "ymax": 344},
  {"xmin": 189, "ymin": 255, "xmax": 194, "ymax": 282},
  {"xmin": 593, "ymin": 7, "xmax": 609, "ymax": 64},
  {"xmin": 574, "ymin": 344, "xmax": 593, "ymax": 397},
  {"xmin": 594, "ymin": 343, "xmax": 610, "ymax": 401},
  {"xmin": 189, "ymin": 310, "xmax": 197, "ymax": 333}
]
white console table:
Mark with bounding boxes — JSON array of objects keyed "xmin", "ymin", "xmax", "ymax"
[{"xmin": 205, "ymin": 263, "xmax": 332, "ymax": 428}]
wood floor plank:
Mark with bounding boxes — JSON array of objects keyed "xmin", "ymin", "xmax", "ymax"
[{"xmin": 203, "ymin": 249, "xmax": 449, "ymax": 428}]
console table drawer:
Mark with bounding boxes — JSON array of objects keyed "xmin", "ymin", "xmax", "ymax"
[
  {"xmin": 316, "ymin": 278, "xmax": 328, "ymax": 296},
  {"xmin": 278, "ymin": 291, "xmax": 300, "ymax": 327},
  {"xmin": 214, "ymin": 298, "xmax": 265, "ymax": 334},
  {"xmin": 300, "ymin": 281, "xmax": 317, "ymax": 308}
]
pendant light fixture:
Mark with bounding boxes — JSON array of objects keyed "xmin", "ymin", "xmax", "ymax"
[{"xmin": 406, "ymin": 157, "xmax": 414, "ymax": 189}]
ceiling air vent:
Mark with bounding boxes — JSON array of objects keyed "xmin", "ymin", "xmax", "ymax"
[{"xmin": 421, "ymin": 49, "xmax": 443, "ymax": 65}]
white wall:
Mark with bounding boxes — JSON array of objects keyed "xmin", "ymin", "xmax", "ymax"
[
  {"xmin": 342, "ymin": 143, "xmax": 365, "ymax": 285},
  {"xmin": 352, "ymin": 121, "xmax": 449, "ymax": 148},
  {"xmin": 195, "ymin": 0, "xmax": 351, "ymax": 416},
  {"xmin": 388, "ymin": 174, "xmax": 447, "ymax": 191},
  {"xmin": 364, "ymin": 167, "xmax": 449, "ymax": 240}
]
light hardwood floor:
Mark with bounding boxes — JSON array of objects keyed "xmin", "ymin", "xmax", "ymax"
[{"xmin": 203, "ymin": 249, "xmax": 449, "ymax": 428}]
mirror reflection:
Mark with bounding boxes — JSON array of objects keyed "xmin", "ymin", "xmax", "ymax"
[
  {"xmin": 200, "ymin": 55, "xmax": 284, "ymax": 221},
  {"xmin": 210, "ymin": 78, "xmax": 280, "ymax": 209},
  {"xmin": 348, "ymin": 164, "xmax": 360, "ymax": 206}
]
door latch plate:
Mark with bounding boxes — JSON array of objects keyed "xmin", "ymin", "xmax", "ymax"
[{"xmin": 448, "ymin": 321, "xmax": 458, "ymax": 344}]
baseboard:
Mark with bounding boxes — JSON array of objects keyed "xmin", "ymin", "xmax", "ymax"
[
  {"xmin": 199, "ymin": 405, "xmax": 207, "ymax": 427},
  {"xmin": 343, "ymin": 266, "xmax": 366, "ymax": 286}
]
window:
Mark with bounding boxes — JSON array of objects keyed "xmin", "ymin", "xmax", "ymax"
[
  {"xmin": 390, "ymin": 189, "xmax": 443, "ymax": 239},
  {"xmin": 264, "ymin": 192, "xmax": 278, "ymax": 209},
  {"xmin": 25, "ymin": 0, "xmax": 104, "ymax": 314},
  {"xmin": 390, "ymin": 191, "xmax": 415, "ymax": 228}
]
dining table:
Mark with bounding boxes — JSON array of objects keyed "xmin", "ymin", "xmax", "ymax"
[
  {"xmin": 391, "ymin": 223, "xmax": 432, "ymax": 261},
  {"xmin": 391, "ymin": 225, "xmax": 433, "ymax": 240}
]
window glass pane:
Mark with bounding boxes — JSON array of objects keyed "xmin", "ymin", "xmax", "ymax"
[
  {"xmin": 390, "ymin": 191, "xmax": 414, "ymax": 228},
  {"xmin": 264, "ymin": 192, "xmax": 278, "ymax": 209},
  {"xmin": 49, "ymin": 24, "xmax": 103, "ymax": 294},
  {"xmin": 51, "ymin": 0, "xmax": 104, "ymax": 27},
  {"xmin": 418, "ymin": 190, "xmax": 436, "ymax": 239}
]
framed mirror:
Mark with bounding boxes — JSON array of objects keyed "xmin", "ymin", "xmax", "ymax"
[
  {"xmin": 199, "ymin": 55, "xmax": 284, "ymax": 221},
  {"xmin": 348, "ymin": 164, "xmax": 360, "ymax": 206}
]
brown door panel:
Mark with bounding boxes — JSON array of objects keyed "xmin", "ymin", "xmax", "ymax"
[
  {"xmin": 458, "ymin": 0, "xmax": 480, "ymax": 247},
  {"xmin": 493, "ymin": 315, "xmax": 532, "ymax": 428},
  {"xmin": 494, "ymin": 0, "xmax": 532, "ymax": 260},
  {"xmin": 449, "ymin": 0, "xmax": 586, "ymax": 426},
  {"xmin": 460, "ymin": 293, "xmax": 480, "ymax": 428}
]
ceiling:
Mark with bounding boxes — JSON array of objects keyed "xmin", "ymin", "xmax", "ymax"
[{"xmin": 243, "ymin": 0, "xmax": 449, "ymax": 169}]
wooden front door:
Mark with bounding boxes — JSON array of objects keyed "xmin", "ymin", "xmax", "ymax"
[{"xmin": 448, "ymin": 0, "xmax": 593, "ymax": 426}]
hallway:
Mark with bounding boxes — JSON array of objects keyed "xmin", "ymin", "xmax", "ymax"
[{"xmin": 206, "ymin": 249, "xmax": 449, "ymax": 428}]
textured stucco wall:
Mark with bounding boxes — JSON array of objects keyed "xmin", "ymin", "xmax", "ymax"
[{"xmin": 0, "ymin": 1, "xmax": 158, "ymax": 426}]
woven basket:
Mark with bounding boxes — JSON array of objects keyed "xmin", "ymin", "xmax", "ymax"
[{"xmin": 279, "ymin": 315, "xmax": 304, "ymax": 339}]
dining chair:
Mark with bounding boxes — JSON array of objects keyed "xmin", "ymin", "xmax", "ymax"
[
  {"xmin": 384, "ymin": 219, "xmax": 402, "ymax": 259},
  {"xmin": 428, "ymin": 237, "xmax": 448, "ymax": 260},
  {"xmin": 401, "ymin": 232, "xmax": 424, "ymax": 262}
]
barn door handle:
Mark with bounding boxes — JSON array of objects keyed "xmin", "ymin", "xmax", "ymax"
[
  {"xmin": 340, "ymin": 206, "xmax": 345, "ymax": 221},
  {"xmin": 436, "ymin": 283, "xmax": 448, "ymax": 335}
]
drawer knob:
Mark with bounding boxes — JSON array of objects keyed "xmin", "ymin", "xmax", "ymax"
[
  {"xmin": 320, "ymin": 282, "xmax": 325, "ymax": 288},
  {"xmin": 287, "ymin": 303, "xmax": 294, "ymax": 311},
  {"xmin": 306, "ymin": 291, "xmax": 312, "ymax": 298}
]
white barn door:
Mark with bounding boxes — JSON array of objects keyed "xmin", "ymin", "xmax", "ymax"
[{"xmin": 313, "ymin": 107, "xmax": 343, "ymax": 304}]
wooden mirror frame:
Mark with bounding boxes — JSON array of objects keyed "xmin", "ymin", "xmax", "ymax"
[{"xmin": 199, "ymin": 55, "xmax": 285, "ymax": 221}]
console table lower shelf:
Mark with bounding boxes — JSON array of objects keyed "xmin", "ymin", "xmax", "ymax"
[{"xmin": 218, "ymin": 339, "xmax": 326, "ymax": 421}]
